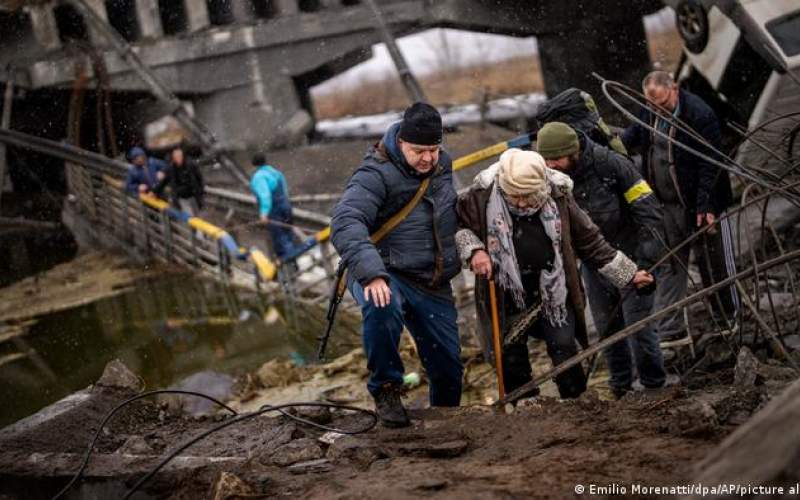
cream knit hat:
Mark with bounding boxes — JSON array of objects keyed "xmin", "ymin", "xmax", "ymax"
[{"xmin": 497, "ymin": 149, "xmax": 550, "ymax": 203}]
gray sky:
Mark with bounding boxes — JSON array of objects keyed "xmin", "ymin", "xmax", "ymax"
[{"xmin": 312, "ymin": 7, "xmax": 675, "ymax": 96}]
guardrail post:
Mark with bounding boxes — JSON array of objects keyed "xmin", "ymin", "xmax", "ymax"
[
  {"xmin": 190, "ymin": 230, "xmax": 200, "ymax": 267},
  {"xmin": 122, "ymin": 193, "xmax": 136, "ymax": 246},
  {"xmin": 254, "ymin": 263, "xmax": 262, "ymax": 292},
  {"xmin": 140, "ymin": 202, "xmax": 150, "ymax": 254},
  {"xmin": 162, "ymin": 211, "xmax": 173, "ymax": 262},
  {"xmin": 217, "ymin": 239, "xmax": 230, "ymax": 278}
]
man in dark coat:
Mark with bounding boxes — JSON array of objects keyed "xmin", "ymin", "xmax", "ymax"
[
  {"xmin": 456, "ymin": 148, "xmax": 654, "ymax": 400},
  {"xmin": 124, "ymin": 146, "xmax": 167, "ymax": 195},
  {"xmin": 331, "ymin": 103, "xmax": 462, "ymax": 427},
  {"xmin": 622, "ymin": 71, "xmax": 738, "ymax": 342},
  {"xmin": 153, "ymin": 146, "xmax": 205, "ymax": 216},
  {"xmin": 536, "ymin": 121, "xmax": 666, "ymax": 398}
]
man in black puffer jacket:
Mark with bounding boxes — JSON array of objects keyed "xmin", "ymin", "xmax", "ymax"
[
  {"xmin": 622, "ymin": 71, "xmax": 738, "ymax": 342},
  {"xmin": 153, "ymin": 145, "xmax": 204, "ymax": 216},
  {"xmin": 331, "ymin": 103, "xmax": 462, "ymax": 427},
  {"xmin": 537, "ymin": 121, "xmax": 666, "ymax": 398}
]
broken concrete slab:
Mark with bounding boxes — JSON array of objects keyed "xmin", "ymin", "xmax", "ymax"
[
  {"xmin": 271, "ymin": 438, "xmax": 324, "ymax": 467},
  {"xmin": 117, "ymin": 435, "xmax": 153, "ymax": 455},
  {"xmin": 689, "ymin": 378, "xmax": 800, "ymax": 499},
  {"xmin": 288, "ymin": 458, "xmax": 333, "ymax": 475},
  {"xmin": 392, "ymin": 440, "xmax": 469, "ymax": 459},
  {"xmin": 669, "ymin": 400, "xmax": 718, "ymax": 439},
  {"xmin": 734, "ymin": 347, "xmax": 760, "ymax": 388},
  {"xmin": 783, "ymin": 334, "xmax": 800, "ymax": 351},
  {"xmin": 288, "ymin": 405, "xmax": 332, "ymax": 425},
  {"xmin": 757, "ymin": 292, "xmax": 797, "ymax": 311},
  {"xmin": 256, "ymin": 359, "xmax": 302, "ymax": 387},
  {"xmin": 164, "ymin": 371, "xmax": 235, "ymax": 416},
  {"xmin": 94, "ymin": 359, "xmax": 143, "ymax": 392},
  {"xmin": 326, "ymin": 435, "xmax": 385, "ymax": 469},
  {"xmin": 211, "ymin": 471, "xmax": 255, "ymax": 500},
  {"xmin": 252, "ymin": 423, "xmax": 296, "ymax": 463},
  {"xmin": 0, "ymin": 389, "xmax": 91, "ymax": 438}
]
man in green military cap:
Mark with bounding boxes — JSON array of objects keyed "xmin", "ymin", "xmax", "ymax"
[{"xmin": 536, "ymin": 121, "xmax": 667, "ymax": 398}]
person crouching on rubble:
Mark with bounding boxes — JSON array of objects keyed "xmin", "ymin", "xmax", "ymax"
[{"xmin": 456, "ymin": 149, "xmax": 654, "ymax": 399}]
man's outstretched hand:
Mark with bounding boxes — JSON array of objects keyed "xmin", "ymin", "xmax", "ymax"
[{"xmin": 364, "ymin": 277, "xmax": 392, "ymax": 308}]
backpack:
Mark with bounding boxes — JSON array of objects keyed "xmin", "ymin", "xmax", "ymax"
[{"xmin": 535, "ymin": 88, "xmax": 628, "ymax": 156}]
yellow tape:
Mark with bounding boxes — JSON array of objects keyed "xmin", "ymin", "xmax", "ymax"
[
  {"xmin": 139, "ymin": 193, "xmax": 170, "ymax": 211},
  {"xmin": 250, "ymin": 248, "xmax": 278, "ymax": 281},
  {"xmin": 452, "ymin": 141, "xmax": 509, "ymax": 171},
  {"xmin": 187, "ymin": 217, "xmax": 226, "ymax": 239},
  {"xmin": 624, "ymin": 180, "xmax": 654, "ymax": 204},
  {"xmin": 316, "ymin": 226, "xmax": 331, "ymax": 243}
]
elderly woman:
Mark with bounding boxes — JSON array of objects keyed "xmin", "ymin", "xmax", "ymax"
[{"xmin": 456, "ymin": 149, "xmax": 653, "ymax": 399}]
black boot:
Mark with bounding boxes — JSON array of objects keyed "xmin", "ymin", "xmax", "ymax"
[{"xmin": 373, "ymin": 384, "xmax": 410, "ymax": 428}]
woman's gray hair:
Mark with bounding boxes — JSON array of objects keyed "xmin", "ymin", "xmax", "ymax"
[{"xmin": 642, "ymin": 70, "xmax": 675, "ymax": 91}]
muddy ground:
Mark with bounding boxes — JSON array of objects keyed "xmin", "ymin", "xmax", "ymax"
[{"xmin": 0, "ymin": 340, "xmax": 795, "ymax": 500}]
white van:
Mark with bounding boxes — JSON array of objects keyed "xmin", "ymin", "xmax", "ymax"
[{"xmin": 670, "ymin": 0, "xmax": 800, "ymax": 165}]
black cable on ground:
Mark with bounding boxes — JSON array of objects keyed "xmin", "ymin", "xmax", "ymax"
[
  {"xmin": 122, "ymin": 401, "xmax": 377, "ymax": 500},
  {"xmin": 50, "ymin": 390, "xmax": 376, "ymax": 500},
  {"xmin": 51, "ymin": 389, "xmax": 238, "ymax": 500}
]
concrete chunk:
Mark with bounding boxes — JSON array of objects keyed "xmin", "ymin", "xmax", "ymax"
[
  {"xmin": 271, "ymin": 438, "xmax": 323, "ymax": 466},
  {"xmin": 95, "ymin": 359, "xmax": 143, "ymax": 392}
]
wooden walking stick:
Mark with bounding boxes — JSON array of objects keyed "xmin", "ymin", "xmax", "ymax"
[{"xmin": 488, "ymin": 279, "xmax": 505, "ymax": 399}]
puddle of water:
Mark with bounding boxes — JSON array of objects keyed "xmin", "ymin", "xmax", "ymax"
[{"xmin": 0, "ymin": 274, "xmax": 355, "ymax": 427}]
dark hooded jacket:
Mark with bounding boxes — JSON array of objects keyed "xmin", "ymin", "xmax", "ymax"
[
  {"xmin": 153, "ymin": 157, "xmax": 205, "ymax": 208},
  {"xmin": 331, "ymin": 123, "xmax": 460, "ymax": 296},
  {"xmin": 622, "ymin": 88, "xmax": 733, "ymax": 216},
  {"xmin": 570, "ymin": 133, "xmax": 664, "ymax": 269}
]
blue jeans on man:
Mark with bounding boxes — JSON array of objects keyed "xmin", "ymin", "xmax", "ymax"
[
  {"xmin": 267, "ymin": 209, "xmax": 296, "ymax": 261},
  {"xmin": 267, "ymin": 221, "xmax": 296, "ymax": 261},
  {"xmin": 349, "ymin": 273, "xmax": 463, "ymax": 407},
  {"xmin": 582, "ymin": 265, "xmax": 666, "ymax": 392}
]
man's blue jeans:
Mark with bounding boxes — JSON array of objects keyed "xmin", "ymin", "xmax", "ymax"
[
  {"xmin": 267, "ymin": 216, "xmax": 296, "ymax": 260},
  {"xmin": 582, "ymin": 265, "xmax": 666, "ymax": 391},
  {"xmin": 349, "ymin": 274, "xmax": 463, "ymax": 407}
]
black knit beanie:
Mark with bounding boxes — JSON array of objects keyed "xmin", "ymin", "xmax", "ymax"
[{"xmin": 398, "ymin": 102, "xmax": 442, "ymax": 145}]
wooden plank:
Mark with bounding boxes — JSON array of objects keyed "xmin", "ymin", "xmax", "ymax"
[
  {"xmin": 0, "ymin": 326, "xmax": 30, "ymax": 344},
  {"xmin": 0, "ymin": 352, "xmax": 28, "ymax": 368}
]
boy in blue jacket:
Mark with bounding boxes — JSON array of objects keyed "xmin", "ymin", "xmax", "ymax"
[{"xmin": 249, "ymin": 153, "xmax": 296, "ymax": 260}]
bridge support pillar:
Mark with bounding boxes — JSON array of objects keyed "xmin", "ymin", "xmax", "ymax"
[
  {"xmin": 537, "ymin": 10, "xmax": 652, "ymax": 122},
  {"xmin": 83, "ymin": 0, "xmax": 111, "ymax": 46},
  {"xmin": 193, "ymin": 74, "xmax": 312, "ymax": 150},
  {"xmin": 135, "ymin": 0, "xmax": 164, "ymax": 39},
  {"xmin": 231, "ymin": 0, "xmax": 257, "ymax": 22},
  {"xmin": 273, "ymin": 0, "xmax": 299, "ymax": 16},
  {"xmin": 184, "ymin": 0, "xmax": 211, "ymax": 32},
  {"xmin": 29, "ymin": 5, "xmax": 61, "ymax": 51}
]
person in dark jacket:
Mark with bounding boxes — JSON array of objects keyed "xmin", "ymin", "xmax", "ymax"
[
  {"xmin": 622, "ymin": 71, "xmax": 738, "ymax": 342},
  {"xmin": 536, "ymin": 122, "xmax": 666, "ymax": 398},
  {"xmin": 124, "ymin": 146, "xmax": 167, "ymax": 195},
  {"xmin": 331, "ymin": 102, "xmax": 462, "ymax": 427},
  {"xmin": 153, "ymin": 146, "xmax": 205, "ymax": 216},
  {"xmin": 456, "ymin": 148, "xmax": 654, "ymax": 400}
]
